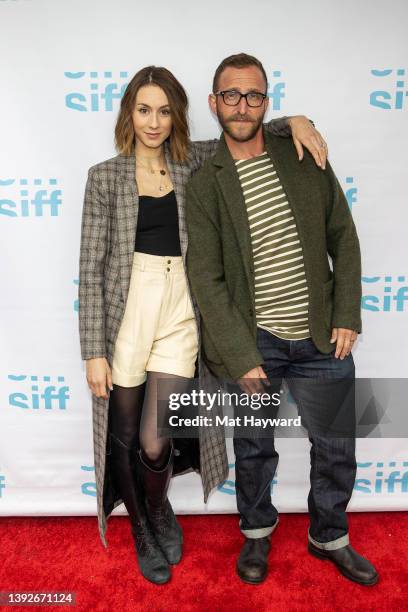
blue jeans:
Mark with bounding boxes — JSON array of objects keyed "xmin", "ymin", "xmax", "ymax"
[{"xmin": 233, "ymin": 327, "xmax": 357, "ymax": 550}]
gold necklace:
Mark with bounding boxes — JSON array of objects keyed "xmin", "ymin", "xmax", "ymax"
[{"xmin": 135, "ymin": 154, "xmax": 169, "ymax": 192}]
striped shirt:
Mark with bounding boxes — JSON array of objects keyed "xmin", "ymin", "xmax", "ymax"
[{"xmin": 235, "ymin": 152, "xmax": 310, "ymax": 340}]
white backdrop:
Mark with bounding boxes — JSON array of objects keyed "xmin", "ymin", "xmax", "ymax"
[{"xmin": 1, "ymin": 0, "xmax": 407, "ymax": 519}]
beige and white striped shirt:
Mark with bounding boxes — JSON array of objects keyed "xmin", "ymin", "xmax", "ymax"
[{"xmin": 235, "ymin": 152, "xmax": 310, "ymax": 340}]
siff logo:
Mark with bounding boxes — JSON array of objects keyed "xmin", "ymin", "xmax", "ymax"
[
  {"xmin": 355, "ymin": 460, "xmax": 408, "ymax": 494},
  {"xmin": 267, "ymin": 70, "xmax": 285, "ymax": 110},
  {"xmin": 65, "ymin": 71, "xmax": 129, "ymax": 111},
  {"xmin": 0, "ymin": 178, "xmax": 62, "ymax": 217},
  {"xmin": 8, "ymin": 375, "xmax": 70, "ymax": 410},
  {"xmin": 343, "ymin": 176, "xmax": 357, "ymax": 210},
  {"xmin": 362, "ymin": 275, "xmax": 408, "ymax": 312},
  {"xmin": 370, "ymin": 69, "xmax": 407, "ymax": 110},
  {"xmin": 80, "ymin": 465, "xmax": 96, "ymax": 497},
  {"xmin": 0, "ymin": 474, "xmax": 5, "ymax": 498}
]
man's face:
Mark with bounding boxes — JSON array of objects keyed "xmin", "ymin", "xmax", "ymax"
[{"xmin": 209, "ymin": 66, "xmax": 269, "ymax": 142}]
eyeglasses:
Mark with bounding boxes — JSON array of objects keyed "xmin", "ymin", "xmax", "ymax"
[{"xmin": 215, "ymin": 90, "xmax": 267, "ymax": 108}]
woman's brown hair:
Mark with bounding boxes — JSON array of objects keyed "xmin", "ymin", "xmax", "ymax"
[{"xmin": 115, "ymin": 66, "xmax": 190, "ymax": 163}]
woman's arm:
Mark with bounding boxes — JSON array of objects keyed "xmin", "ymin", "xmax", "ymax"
[
  {"xmin": 190, "ymin": 117, "xmax": 290, "ymax": 168},
  {"xmin": 78, "ymin": 167, "xmax": 113, "ymax": 398},
  {"xmin": 78, "ymin": 167, "xmax": 108, "ymax": 361},
  {"xmin": 190, "ymin": 116, "xmax": 328, "ymax": 170}
]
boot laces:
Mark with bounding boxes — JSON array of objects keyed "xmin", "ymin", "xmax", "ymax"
[
  {"xmin": 134, "ymin": 525, "xmax": 157, "ymax": 558},
  {"xmin": 150, "ymin": 502, "xmax": 172, "ymax": 534}
]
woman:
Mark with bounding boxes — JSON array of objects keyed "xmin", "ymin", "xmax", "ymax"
[{"xmin": 78, "ymin": 65, "xmax": 328, "ymax": 585}]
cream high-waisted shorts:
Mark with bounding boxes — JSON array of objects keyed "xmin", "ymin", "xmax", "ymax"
[{"xmin": 111, "ymin": 251, "xmax": 198, "ymax": 387}]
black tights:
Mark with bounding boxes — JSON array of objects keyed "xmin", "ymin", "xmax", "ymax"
[{"xmin": 108, "ymin": 371, "xmax": 186, "ymax": 469}]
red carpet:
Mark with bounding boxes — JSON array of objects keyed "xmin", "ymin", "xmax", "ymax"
[{"xmin": 1, "ymin": 512, "xmax": 407, "ymax": 611}]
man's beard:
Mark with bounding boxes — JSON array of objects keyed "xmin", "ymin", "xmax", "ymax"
[{"xmin": 217, "ymin": 109, "xmax": 265, "ymax": 142}]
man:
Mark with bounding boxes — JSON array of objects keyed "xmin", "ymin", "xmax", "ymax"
[{"xmin": 185, "ymin": 53, "xmax": 378, "ymax": 586}]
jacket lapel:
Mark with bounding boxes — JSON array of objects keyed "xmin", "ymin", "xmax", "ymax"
[
  {"xmin": 163, "ymin": 142, "xmax": 191, "ymax": 260},
  {"xmin": 212, "ymin": 134, "xmax": 254, "ymax": 292},
  {"xmin": 262, "ymin": 130, "xmax": 314, "ymax": 284},
  {"xmin": 117, "ymin": 154, "xmax": 139, "ymax": 301}
]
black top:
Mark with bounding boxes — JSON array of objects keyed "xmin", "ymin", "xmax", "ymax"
[{"xmin": 134, "ymin": 190, "xmax": 181, "ymax": 256}]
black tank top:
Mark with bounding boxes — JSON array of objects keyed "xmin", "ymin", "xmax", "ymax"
[{"xmin": 134, "ymin": 189, "xmax": 181, "ymax": 256}]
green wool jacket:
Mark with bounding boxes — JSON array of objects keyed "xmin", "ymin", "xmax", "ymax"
[{"xmin": 185, "ymin": 129, "xmax": 362, "ymax": 381}]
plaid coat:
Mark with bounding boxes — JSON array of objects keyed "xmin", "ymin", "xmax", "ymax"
[{"xmin": 78, "ymin": 119, "xmax": 290, "ymax": 547}]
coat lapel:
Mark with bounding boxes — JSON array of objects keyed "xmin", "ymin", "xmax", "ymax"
[
  {"xmin": 163, "ymin": 141, "xmax": 191, "ymax": 260},
  {"xmin": 262, "ymin": 129, "xmax": 315, "ymax": 283},
  {"xmin": 212, "ymin": 135, "xmax": 254, "ymax": 294},
  {"xmin": 117, "ymin": 154, "xmax": 139, "ymax": 301}
]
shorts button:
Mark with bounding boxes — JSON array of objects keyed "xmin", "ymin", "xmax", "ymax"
[
  {"xmin": 167, "ymin": 267, "xmax": 170, "ymax": 272},
  {"xmin": 167, "ymin": 259, "xmax": 171, "ymax": 264}
]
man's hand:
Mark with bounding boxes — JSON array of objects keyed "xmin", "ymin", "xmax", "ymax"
[
  {"xmin": 86, "ymin": 357, "xmax": 113, "ymax": 399},
  {"xmin": 288, "ymin": 115, "xmax": 328, "ymax": 169},
  {"xmin": 330, "ymin": 328, "xmax": 358, "ymax": 359},
  {"xmin": 238, "ymin": 365, "xmax": 270, "ymax": 395}
]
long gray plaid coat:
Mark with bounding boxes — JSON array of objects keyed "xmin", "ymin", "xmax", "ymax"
[{"xmin": 78, "ymin": 119, "xmax": 290, "ymax": 547}]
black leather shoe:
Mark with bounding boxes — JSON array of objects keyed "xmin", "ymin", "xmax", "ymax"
[
  {"xmin": 236, "ymin": 536, "xmax": 271, "ymax": 584},
  {"xmin": 308, "ymin": 542, "xmax": 378, "ymax": 585}
]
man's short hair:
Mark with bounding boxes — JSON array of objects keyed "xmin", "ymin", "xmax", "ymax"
[{"xmin": 212, "ymin": 53, "xmax": 268, "ymax": 93}]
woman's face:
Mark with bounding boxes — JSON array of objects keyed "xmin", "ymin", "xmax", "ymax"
[{"xmin": 132, "ymin": 85, "xmax": 173, "ymax": 151}]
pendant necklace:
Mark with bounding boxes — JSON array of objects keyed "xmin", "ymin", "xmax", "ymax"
[{"xmin": 136, "ymin": 153, "xmax": 168, "ymax": 192}]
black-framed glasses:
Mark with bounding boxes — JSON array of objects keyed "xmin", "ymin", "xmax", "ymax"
[{"xmin": 215, "ymin": 90, "xmax": 267, "ymax": 107}]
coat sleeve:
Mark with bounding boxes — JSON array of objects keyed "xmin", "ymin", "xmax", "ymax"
[
  {"xmin": 78, "ymin": 167, "xmax": 109, "ymax": 360},
  {"xmin": 325, "ymin": 162, "xmax": 362, "ymax": 333},
  {"xmin": 185, "ymin": 182, "xmax": 264, "ymax": 380},
  {"xmin": 264, "ymin": 116, "xmax": 291, "ymax": 137},
  {"xmin": 190, "ymin": 117, "xmax": 291, "ymax": 170}
]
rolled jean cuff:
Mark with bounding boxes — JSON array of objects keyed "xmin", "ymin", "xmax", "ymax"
[
  {"xmin": 240, "ymin": 517, "xmax": 279, "ymax": 539},
  {"xmin": 308, "ymin": 529, "xmax": 349, "ymax": 551}
]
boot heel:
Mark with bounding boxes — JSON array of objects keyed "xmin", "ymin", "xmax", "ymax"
[{"xmin": 308, "ymin": 543, "xmax": 328, "ymax": 560}]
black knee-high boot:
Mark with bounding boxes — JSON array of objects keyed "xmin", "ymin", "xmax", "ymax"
[
  {"xmin": 138, "ymin": 445, "xmax": 183, "ymax": 565},
  {"xmin": 109, "ymin": 432, "xmax": 171, "ymax": 584}
]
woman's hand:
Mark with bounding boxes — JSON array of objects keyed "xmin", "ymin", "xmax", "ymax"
[
  {"xmin": 86, "ymin": 357, "xmax": 113, "ymax": 399},
  {"xmin": 288, "ymin": 115, "xmax": 328, "ymax": 169}
]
